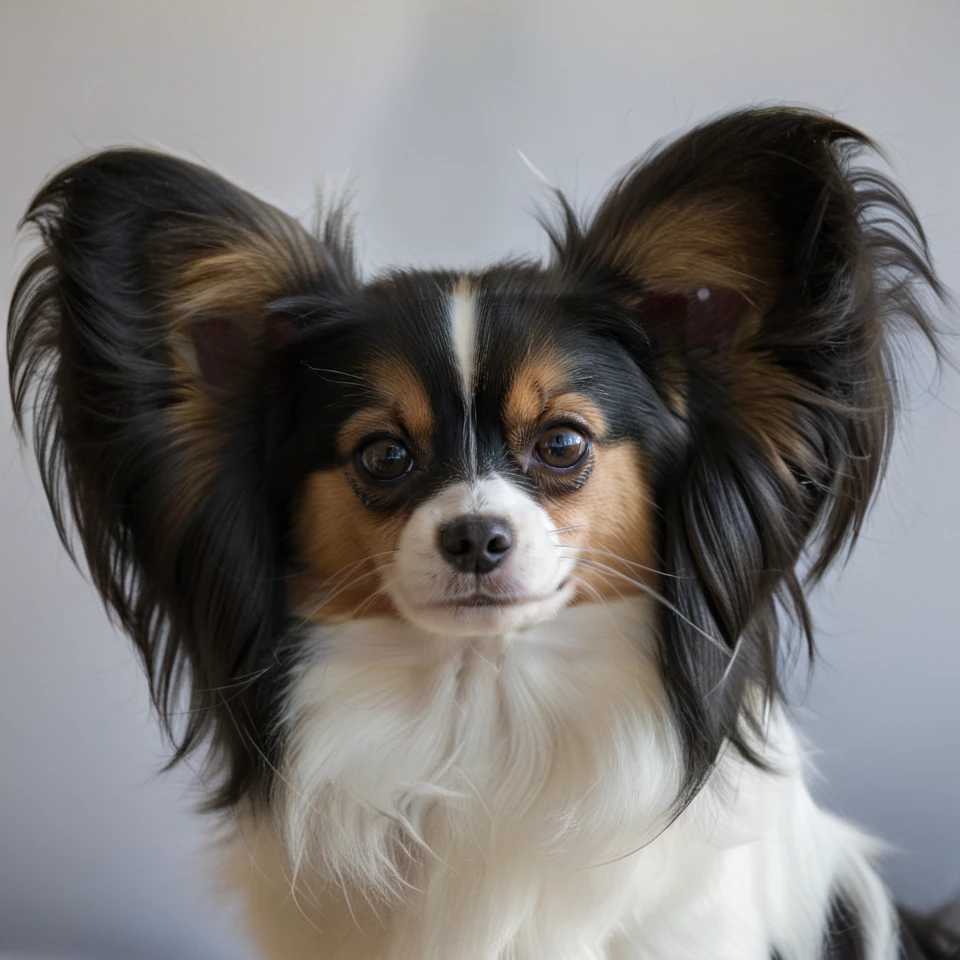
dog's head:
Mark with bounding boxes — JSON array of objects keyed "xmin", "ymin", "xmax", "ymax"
[
  {"xmin": 9, "ymin": 108, "xmax": 941, "ymax": 808},
  {"xmin": 278, "ymin": 266, "xmax": 663, "ymax": 638}
]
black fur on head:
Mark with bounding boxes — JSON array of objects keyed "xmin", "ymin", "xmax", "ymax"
[{"xmin": 7, "ymin": 107, "xmax": 944, "ymax": 813}]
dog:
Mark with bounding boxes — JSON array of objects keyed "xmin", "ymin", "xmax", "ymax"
[{"xmin": 8, "ymin": 107, "xmax": 959, "ymax": 959}]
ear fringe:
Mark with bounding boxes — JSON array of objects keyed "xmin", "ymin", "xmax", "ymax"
[
  {"xmin": 8, "ymin": 149, "xmax": 354, "ymax": 808},
  {"xmin": 548, "ymin": 107, "xmax": 949, "ymax": 805}
]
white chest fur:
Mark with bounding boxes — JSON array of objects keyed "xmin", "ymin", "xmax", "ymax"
[{"xmin": 225, "ymin": 600, "xmax": 897, "ymax": 960}]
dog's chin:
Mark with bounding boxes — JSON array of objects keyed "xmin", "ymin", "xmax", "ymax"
[{"xmin": 390, "ymin": 581, "xmax": 576, "ymax": 637}]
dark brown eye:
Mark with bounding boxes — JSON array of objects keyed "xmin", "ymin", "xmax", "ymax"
[
  {"xmin": 358, "ymin": 438, "xmax": 414, "ymax": 482},
  {"xmin": 534, "ymin": 427, "xmax": 588, "ymax": 470}
]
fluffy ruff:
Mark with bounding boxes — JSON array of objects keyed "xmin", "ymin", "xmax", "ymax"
[{"xmin": 226, "ymin": 599, "xmax": 895, "ymax": 960}]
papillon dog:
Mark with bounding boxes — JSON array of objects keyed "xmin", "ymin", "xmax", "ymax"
[{"xmin": 8, "ymin": 107, "xmax": 959, "ymax": 959}]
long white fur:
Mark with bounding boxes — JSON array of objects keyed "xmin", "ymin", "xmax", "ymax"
[
  {"xmin": 223, "ymin": 475, "xmax": 901, "ymax": 960},
  {"xmin": 229, "ymin": 602, "xmax": 898, "ymax": 959}
]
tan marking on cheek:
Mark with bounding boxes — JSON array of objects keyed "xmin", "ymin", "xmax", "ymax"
[
  {"xmin": 547, "ymin": 443, "xmax": 657, "ymax": 604},
  {"xmin": 503, "ymin": 351, "xmax": 572, "ymax": 449},
  {"xmin": 292, "ymin": 470, "xmax": 403, "ymax": 622}
]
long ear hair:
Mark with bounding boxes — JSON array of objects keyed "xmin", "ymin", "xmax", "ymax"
[
  {"xmin": 552, "ymin": 107, "xmax": 946, "ymax": 801},
  {"xmin": 8, "ymin": 150, "xmax": 356, "ymax": 808}
]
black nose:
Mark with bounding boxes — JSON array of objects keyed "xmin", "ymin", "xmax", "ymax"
[{"xmin": 440, "ymin": 515, "xmax": 513, "ymax": 573}]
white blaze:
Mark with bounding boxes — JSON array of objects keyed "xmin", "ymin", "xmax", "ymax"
[{"xmin": 449, "ymin": 279, "xmax": 477, "ymax": 400}]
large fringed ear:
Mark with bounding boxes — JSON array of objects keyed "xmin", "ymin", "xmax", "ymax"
[
  {"xmin": 555, "ymin": 108, "xmax": 944, "ymax": 797},
  {"xmin": 8, "ymin": 149, "xmax": 356, "ymax": 807}
]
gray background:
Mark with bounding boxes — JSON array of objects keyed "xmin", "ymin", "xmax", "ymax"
[{"xmin": 1, "ymin": 1, "xmax": 958, "ymax": 957}]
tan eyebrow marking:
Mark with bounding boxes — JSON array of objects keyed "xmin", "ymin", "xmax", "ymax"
[
  {"xmin": 336, "ymin": 406, "xmax": 398, "ymax": 458},
  {"xmin": 502, "ymin": 350, "xmax": 572, "ymax": 449},
  {"xmin": 541, "ymin": 393, "xmax": 607, "ymax": 437},
  {"xmin": 365, "ymin": 356, "xmax": 434, "ymax": 447}
]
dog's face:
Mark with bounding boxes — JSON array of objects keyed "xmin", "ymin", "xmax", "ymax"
[
  {"xmin": 287, "ymin": 272, "xmax": 659, "ymax": 636},
  {"xmin": 9, "ymin": 107, "xmax": 940, "ymax": 810}
]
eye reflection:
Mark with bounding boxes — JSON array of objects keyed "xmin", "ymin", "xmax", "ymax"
[
  {"xmin": 358, "ymin": 438, "xmax": 414, "ymax": 481},
  {"xmin": 534, "ymin": 427, "xmax": 588, "ymax": 470}
]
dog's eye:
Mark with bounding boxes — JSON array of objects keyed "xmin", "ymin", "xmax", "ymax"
[
  {"xmin": 534, "ymin": 427, "xmax": 588, "ymax": 470},
  {"xmin": 357, "ymin": 438, "xmax": 414, "ymax": 482}
]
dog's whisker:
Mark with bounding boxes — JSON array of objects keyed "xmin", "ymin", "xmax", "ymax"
[
  {"xmin": 557, "ymin": 542, "xmax": 688, "ymax": 580},
  {"xmin": 298, "ymin": 564, "xmax": 394, "ymax": 625},
  {"xmin": 567, "ymin": 556, "xmax": 731, "ymax": 657}
]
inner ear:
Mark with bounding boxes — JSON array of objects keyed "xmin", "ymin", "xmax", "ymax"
[
  {"xmin": 182, "ymin": 305, "xmax": 316, "ymax": 398},
  {"xmin": 632, "ymin": 288, "xmax": 753, "ymax": 352},
  {"xmin": 189, "ymin": 318, "xmax": 254, "ymax": 393},
  {"xmin": 571, "ymin": 187, "xmax": 784, "ymax": 357}
]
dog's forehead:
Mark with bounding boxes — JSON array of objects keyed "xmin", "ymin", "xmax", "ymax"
[
  {"xmin": 321, "ymin": 270, "xmax": 653, "ymax": 487},
  {"xmin": 362, "ymin": 269, "xmax": 587, "ymax": 403},
  {"xmin": 292, "ymin": 268, "xmax": 650, "ymax": 475}
]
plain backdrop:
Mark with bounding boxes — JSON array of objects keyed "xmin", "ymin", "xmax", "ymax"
[{"xmin": 1, "ymin": 1, "xmax": 958, "ymax": 957}]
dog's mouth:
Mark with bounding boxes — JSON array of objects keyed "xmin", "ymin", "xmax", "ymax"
[
  {"xmin": 444, "ymin": 576, "xmax": 573, "ymax": 608},
  {"xmin": 387, "ymin": 573, "xmax": 576, "ymax": 635},
  {"xmin": 391, "ymin": 579, "xmax": 576, "ymax": 636},
  {"xmin": 436, "ymin": 586, "xmax": 567, "ymax": 609}
]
